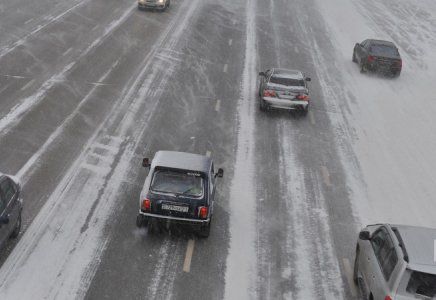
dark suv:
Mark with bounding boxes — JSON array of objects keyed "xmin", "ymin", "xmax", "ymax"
[
  {"xmin": 353, "ymin": 39, "xmax": 402, "ymax": 77},
  {"xmin": 354, "ymin": 224, "xmax": 436, "ymax": 300},
  {"xmin": 136, "ymin": 151, "xmax": 223, "ymax": 237},
  {"xmin": 0, "ymin": 173, "xmax": 23, "ymax": 248}
]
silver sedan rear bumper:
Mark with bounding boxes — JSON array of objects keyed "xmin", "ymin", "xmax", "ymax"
[{"xmin": 262, "ymin": 97, "xmax": 308, "ymax": 110}]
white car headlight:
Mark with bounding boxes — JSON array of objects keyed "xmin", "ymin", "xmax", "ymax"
[{"xmin": 159, "ymin": 0, "xmax": 164, "ymax": 3}]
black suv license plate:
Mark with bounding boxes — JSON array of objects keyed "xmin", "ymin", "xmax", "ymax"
[{"xmin": 162, "ymin": 204, "xmax": 189, "ymax": 213}]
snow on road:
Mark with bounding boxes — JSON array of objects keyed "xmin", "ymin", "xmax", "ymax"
[
  {"xmin": 223, "ymin": 0, "xmax": 258, "ymax": 299},
  {"xmin": 314, "ymin": 0, "xmax": 436, "ymax": 228}
]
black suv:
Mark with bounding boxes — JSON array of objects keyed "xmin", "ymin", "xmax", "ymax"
[
  {"xmin": 353, "ymin": 39, "xmax": 402, "ymax": 77},
  {"xmin": 0, "ymin": 173, "xmax": 23, "ymax": 248},
  {"xmin": 136, "ymin": 151, "xmax": 223, "ymax": 237}
]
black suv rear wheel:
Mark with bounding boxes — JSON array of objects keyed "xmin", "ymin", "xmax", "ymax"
[
  {"xmin": 198, "ymin": 220, "xmax": 211, "ymax": 238},
  {"xmin": 10, "ymin": 212, "xmax": 21, "ymax": 239}
]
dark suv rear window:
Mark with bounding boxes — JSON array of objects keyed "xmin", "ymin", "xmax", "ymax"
[
  {"xmin": 151, "ymin": 170, "xmax": 203, "ymax": 197},
  {"xmin": 406, "ymin": 271, "xmax": 436, "ymax": 298},
  {"xmin": 269, "ymin": 76, "xmax": 305, "ymax": 87},
  {"xmin": 371, "ymin": 45, "xmax": 399, "ymax": 56}
]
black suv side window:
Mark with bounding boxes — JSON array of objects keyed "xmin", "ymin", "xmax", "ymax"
[
  {"xmin": 371, "ymin": 227, "xmax": 398, "ymax": 281},
  {"xmin": 0, "ymin": 179, "xmax": 16, "ymax": 206},
  {"xmin": 364, "ymin": 42, "xmax": 372, "ymax": 52}
]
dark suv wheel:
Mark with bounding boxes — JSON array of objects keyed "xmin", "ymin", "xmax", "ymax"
[{"xmin": 10, "ymin": 212, "xmax": 21, "ymax": 239}]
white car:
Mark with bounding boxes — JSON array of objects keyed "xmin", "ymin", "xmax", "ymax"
[{"xmin": 354, "ymin": 224, "xmax": 436, "ymax": 300}]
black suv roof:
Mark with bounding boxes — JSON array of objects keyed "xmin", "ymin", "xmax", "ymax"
[
  {"xmin": 151, "ymin": 151, "xmax": 212, "ymax": 175},
  {"xmin": 367, "ymin": 39, "xmax": 396, "ymax": 47}
]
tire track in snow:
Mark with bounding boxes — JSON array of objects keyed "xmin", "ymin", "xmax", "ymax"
[
  {"xmin": 0, "ymin": 2, "xmax": 136, "ymax": 139},
  {"xmin": 0, "ymin": 0, "xmax": 85, "ymax": 58},
  {"xmin": 278, "ymin": 130, "xmax": 344, "ymax": 299}
]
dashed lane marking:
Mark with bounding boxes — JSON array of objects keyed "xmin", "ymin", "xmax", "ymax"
[
  {"xmin": 343, "ymin": 258, "xmax": 357, "ymax": 297},
  {"xmin": 215, "ymin": 100, "xmax": 221, "ymax": 112},
  {"xmin": 114, "ymin": 8, "xmax": 119, "ymax": 12},
  {"xmin": 322, "ymin": 166, "xmax": 331, "ymax": 187},
  {"xmin": 24, "ymin": 18, "xmax": 34, "ymax": 24},
  {"xmin": 92, "ymin": 25, "xmax": 99, "ymax": 31},
  {"xmin": 206, "ymin": 151, "xmax": 211, "ymax": 158},
  {"xmin": 232, "ymin": 19, "xmax": 236, "ymax": 25},
  {"xmin": 309, "ymin": 111, "xmax": 315, "ymax": 124},
  {"xmin": 294, "ymin": 46, "xmax": 299, "ymax": 53},
  {"xmin": 183, "ymin": 239, "xmax": 195, "ymax": 272},
  {"xmin": 229, "ymin": 39, "xmax": 232, "ymax": 46},
  {"xmin": 63, "ymin": 47, "xmax": 73, "ymax": 56},
  {"xmin": 290, "ymin": 26, "xmax": 293, "ymax": 32},
  {"xmin": 223, "ymin": 64, "xmax": 228, "ymax": 73},
  {"xmin": 21, "ymin": 79, "xmax": 35, "ymax": 91}
]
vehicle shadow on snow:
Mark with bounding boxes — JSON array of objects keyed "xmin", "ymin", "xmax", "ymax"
[
  {"xmin": 132, "ymin": 223, "xmax": 201, "ymax": 241},
  {"xmin": 257, "ymin": 108, "xmax": 308, "ymax": 120}
]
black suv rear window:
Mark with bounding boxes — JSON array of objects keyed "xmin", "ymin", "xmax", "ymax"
[
  {"xmin": 151, "ymin": 170, "xmax": 203, "ymax": 196},
  {"xmin": 269, "ymin": 77, "xmax": 305, "ymax": 87},
  {"xmin": 406, "ymin": 271, "xmax": 436, "ymax": 298},
  {"xmin": 371, "ymin": 45, "xmax": 399, "ymax": 56}
]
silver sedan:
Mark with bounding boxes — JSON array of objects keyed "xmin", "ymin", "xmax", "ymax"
[{"xmin": 258, "ymin": 68, "xmax": 311, "ymax": 116}]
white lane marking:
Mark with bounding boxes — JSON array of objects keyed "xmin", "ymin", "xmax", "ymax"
[
  {"xmin": 92, "ymin": 25, "xmax": 99, "ymax": 31},
  {"xmin": 63, "ymin": 47, "xmax": 73, "ymax": 56},
  {"xmin": 215, "ymin": 99, "xmax": 221, "ymax": 112},
  {"xmin": 24, "ymin": 18, "xmax": 34, "ymax": 24},
  {"xmin": 55, "ymin": 2, "xmax": 61, "ymax": 6},
  {"xmin": 294, "ymin": 46, "xmax": 299, "ymax": 53},
  {"xmin": 229, "ymin": 39, "xmax": 232, "ymax": 46},
  {"xmin": 223, "ymin": 64, "xmax": 228, "ymax": 73},
  {"xmin": 322, "ymin": 166, "xmax": 331, "ymax": 187},
  {"xmin": 114, "ymin": 8, "xmax": 119, "ymax": 12},
  {"xmin": 232, "ymin": 19, "xmax": 236, "ymax": 25},
  {"xmin": 343, "ymin": 258, "xmax": 357, "ymax": 297},
  {"xmin": 206, "ymin": 151, "xmax": 211, "ymax": 158},
  {"xmin": 183, "ymin": 239, "xmax": 195, "ymax": 272},
  {"xmin": 290, "ymin": 26, "xmax": 293, "ymax": 32},
  {"xmin": 21, "ymin": 79, "xmax": 35, "ymax": 91},
  {"xmin": 309, "ymin": 111, "xmax": 315, "ymax": 124}
]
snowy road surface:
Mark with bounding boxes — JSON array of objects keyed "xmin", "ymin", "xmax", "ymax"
[{"xmin": 0, "ymin": 0, "xmax": 435, "ymax": 298}]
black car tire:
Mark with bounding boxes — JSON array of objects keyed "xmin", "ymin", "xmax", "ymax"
[
  {"xmin": 353, "ymin": 247, "xmax": 359, "ymax": 284},
  {"xmin": 259, "ymin": 99, "xmax": 267, "ymax": 112},
  {"xmin": 10, "ymin": 212, "xmax": 21, "ymax": 239},
  {"xmin": 301, "ymin": 106, "xmax": 309, "ymax": 117},
  {"xmin": 360, "ymin": 61, "xmax": 366, "ymax": 73},
  {"xmin": 352, "ymin": 52, "xmax": 357, "ymax": 63},
  {"xmin": 198, "ymin": 220, "xmax": 211, "ymax": 238},
  {"xmin": 136, "ymin": 215, "xmax": 147, "ymax": 228},
  {"xmin": 168, "ymin": 0, "xmax": 170, "ymax": 7},
  {"xmin": 358, "ymin": 278, "xmax": 369, "ymax": 300}
]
